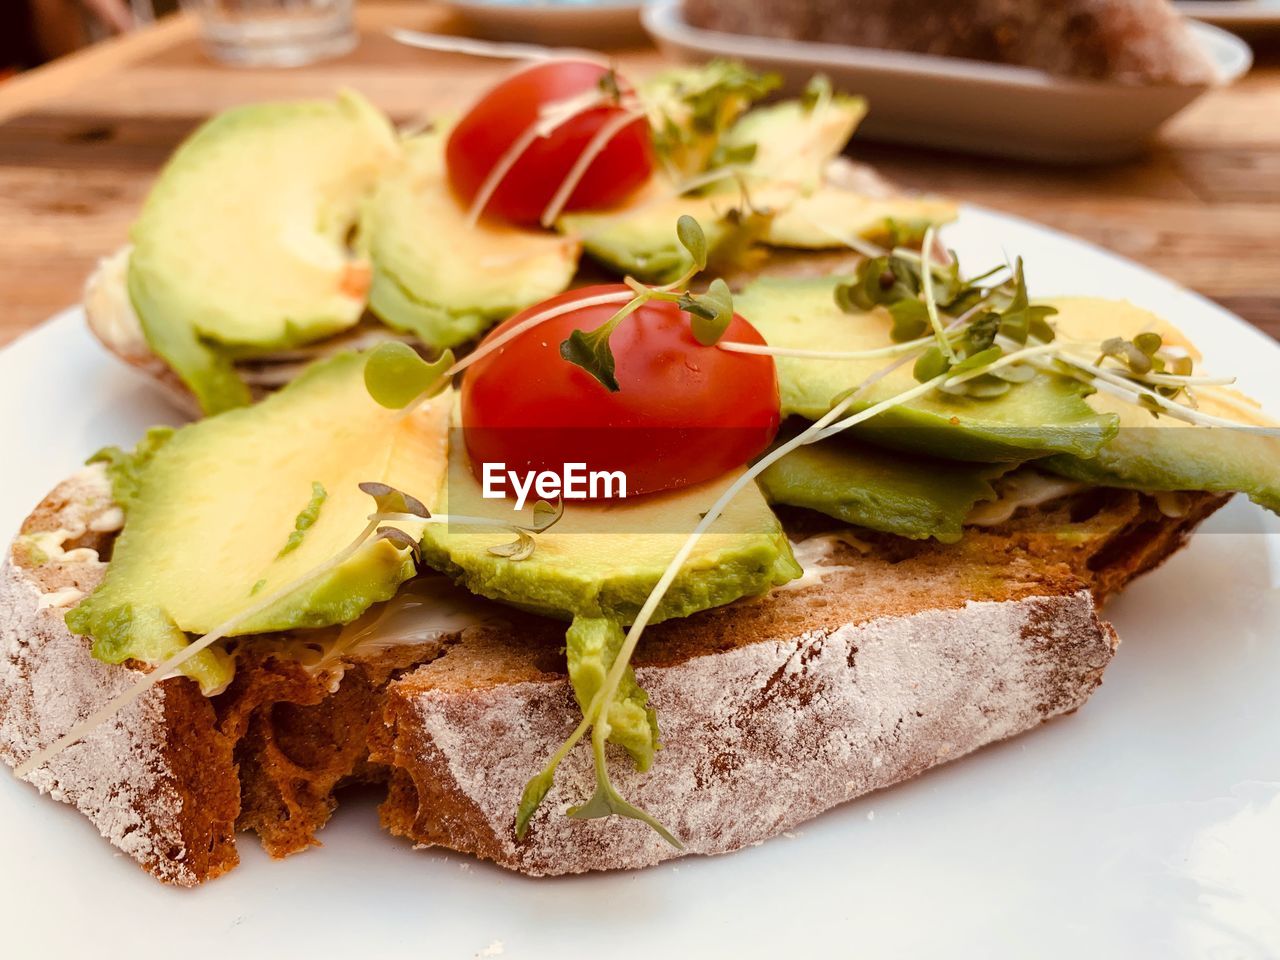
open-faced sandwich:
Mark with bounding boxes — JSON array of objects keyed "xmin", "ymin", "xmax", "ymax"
[{"xmin": 4, "ymin": 61, "xmax": 1279, "ymax": 887}]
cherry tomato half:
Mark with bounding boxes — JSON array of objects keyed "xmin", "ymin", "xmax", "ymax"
[
  {"xmin": 446, "ymin": 60, "xmax": 654, "ymax": 226},
  {"xmin": 461, "ymin": 285, "xmax": 781, "ymax": 499}
]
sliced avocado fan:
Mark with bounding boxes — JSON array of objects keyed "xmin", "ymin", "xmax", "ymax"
[
  {"xmin": 1038, "ymin": 298, "xmax": 1280, "ymax": 514},
  {"xmin": 360, "ymin": 127, "xmax": 581, "ymax": 350},
  {"xmin": 737, "ymin": 275, "xmax": 1118, "ymax": 462},
  {"xmin": 128, "ymin": 91, "xmax": 400, "ymax": 415},
  {"xmin": 65, "ymin": 351, "xmax": 451, "ymax": 694}
]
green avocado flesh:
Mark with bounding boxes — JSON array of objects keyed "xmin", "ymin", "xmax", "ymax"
[
  {"xmin": 1038, "ymin": 298, "xmax": 1280, "ymax": 514},
  {"xmin": 361, "ymin": 129, "xmax": 580, "ymax": 349},
  {"xmin": 567, "ymin": 616, "xmax": 658, "ymax": 770},
  {"xmin": 737, "ymin": 276, "xmax": 1118, "ymax": 462},
  {"xmin": 65, "ymin": 352, "xmax": 450, "ymax": 694},
  {"xmin": 559, "ymin": 93, "xmax": 910, "ymax": 283},
  {"xmin": 128, "ymin": 91, "xmax": 399, "ymax": 414},
  {"xmin": 759, "ymin": 436, "xmax": 1005, "ymax": 542},
  {"xmin": 556, "ymin": 182, "xmax": 777, "ymax": 285},
  {"xmin": 721, "ymin": 96, "xmax": 867, "ymax": 191},
  {"xmin": 765, "ymin": 189, "xmax": 957, "ymax": 250},
  {"xmin": 419, "ymin": 442, "xmax": 800, "ymax": 624}
]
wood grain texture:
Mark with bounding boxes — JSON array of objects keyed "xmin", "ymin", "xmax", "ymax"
[{"xmin": 0, "ymin": 3, "xmax": 1275, "ymax": 349}]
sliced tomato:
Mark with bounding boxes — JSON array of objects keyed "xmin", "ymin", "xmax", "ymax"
[
  {"xmin": 460, "ymin": 285, "xmax": 781, "ymax": 499},
  {"xmin": 446, "ymin": 60, "xmax": 653, "ymax": 226}
]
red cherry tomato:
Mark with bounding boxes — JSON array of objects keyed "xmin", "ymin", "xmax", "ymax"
[
  {"xmin": 461, "ymin": 285, "xmax": 781, "ymax": 499},
  {"xmin": 446, "ymin": 60, "xmax": 654, "ymax": 226}
]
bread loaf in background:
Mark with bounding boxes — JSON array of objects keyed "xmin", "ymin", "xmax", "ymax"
[{"xmin": 683, "ymin": 0, "xmax": 1216, "ymax": 85}]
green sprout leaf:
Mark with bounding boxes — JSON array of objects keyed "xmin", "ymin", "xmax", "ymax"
[
  {"xmin": 515, "ymin": 768, "xmax": 556, "ymax": 840},
  {"xmin": 1099, "ymin": 337, "xmax": 1154, "ymax": 374},
  {"xmin": 645, "ymin": 59, "xmax": 780, "ymax": 178},
  {"xmin": 835, "ymin": 255, "xmax": 919, "ymax": 314},
  {"xmin": 705, "ymin": 139, "xmax": 757, "ymax": 172},
  {"xmin": 949, "ymin": 345, "xmax": 1004, "ymax": 376},
  {"xmin": 800, "ymin": 73, "xmax": 833, "ymax": 112},
  {"xmin": 364, "ymin": 342, "xmax": 454, "ymax": 410},
  {"xmin": 560, "ymin": 326, "xmax": 620, "ymax": 393},
  {"xmin": 914, "ymin": 344, "xmax": 951, "ymax": 383},
  {"xmin": 487, "ymin": 529, "xmax": 536, "ymax": 562},
  {"xmin": 680, "ymin": 278, "xmax": 735, "ymax": 346},
  {"xmin": 531, "ymin": 498, "xmax": 564, "ymax": 532},
  {"xmin": 888, "ymin": 298, "xmax": 929, "ymax": 342},
  {"xmin": 996, "ymin": 258, "xmax": 1057, "ymax": 345},
  {"xmin": 962, "ymin": 311, "xmax": 1000, "ymax": 353},
  {"xmin": 358, "ymin": 481, "xmax": 430, "ymax": 519},
  {"xmin": 676, "ymin": 214, "xmax": 708, "ymax": 271},
  {"xmin": 1134, "ymin": 332, "xmax": 1163, "ymax": 356},
  {"xmin": 372, "ymin": 526, "xmax": 422, "ymax": 564},
  {"xmin": 597, "ymin": 68, "xmax": 622, "ymax": 103}
]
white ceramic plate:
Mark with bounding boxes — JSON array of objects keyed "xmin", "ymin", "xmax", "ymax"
[
  {"xmin": 2, "ymin": 206, "xmax": 1279, "ymax": 959},
  {"xmin": 439, "ymin": 0, "xmax": 646, "ymax": 47},
  {"xmin": 642, "ymin": 0, "xmax": 1253, "ymax": 162},
  {"xmin": 1176, "ymin": 1, "xmax": 1280, "ymax": 34}
]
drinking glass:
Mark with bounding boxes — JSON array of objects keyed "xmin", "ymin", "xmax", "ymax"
[{"xmin": 181, "ymin": 0, "xmax": 357, "ymax": 68}]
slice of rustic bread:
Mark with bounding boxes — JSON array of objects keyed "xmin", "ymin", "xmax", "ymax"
[
  {"xmin": 0, "ymin": 467, "xmax": 1226, "ymax": 883},
  {"xmin": 370, "ymin": 487, "xmax": 1224, "ymax": 874},
  {"xmin": 683, "ymin": 0, "xmax": 1216, "ymax": 85}
]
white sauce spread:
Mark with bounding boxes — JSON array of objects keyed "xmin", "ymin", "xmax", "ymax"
[
  {"xmin": 778, "ymin": 532, "xmax": 870, "ymax": 592},
  {"xmin": 966, "ymin": 470, "xmax": 1085, "ymax": 526}
]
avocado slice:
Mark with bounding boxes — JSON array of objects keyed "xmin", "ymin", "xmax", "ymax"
[
  {"xmin": 759, "ymin": 435, "xmax": 1006, "ymax": 542},
  {"xmin": 737, "ymin": 276, "xmax": 1117, "ymax": 462},
  {"xmin": 558, "ymin": 93, "xmax": 866, "ymax": 284},
  {"xmin": 559, "ymin": 92, "xmax": 952, "ymax": 283},
  {"xmin": 724, "ymin": 96, "xmax": 956, "ymax": 250},
  {"xmin": 720, "ymin": 95, "xmax": 867, "ymax": 192},
  {"xmin": 65, "ymin": 352, "xmax": 451, "ymax": 694},
  {"xmin": 1039, "ymin": 298, "xmax": 1280, "ymax": 514},
  {"xmin": 765, "ymin": 188, "xmax": 958, "ymax": 250},
  {"xmin": 361, "ymin": 129, "xmax": 580, "ymax": 350},
  {"xmin": 419, "ymin": 441, "xmax": 800, "ymax": 624},
  {"xmin": 556, "ymin": 179, "xmax": 786, "ymax": 285},
  {"xmin": 128, "ymin": 91, "xmax": 399, "ymax": 414}
]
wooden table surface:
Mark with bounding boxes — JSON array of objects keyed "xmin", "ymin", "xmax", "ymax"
[{"xmin": 0, "ymin": 3, "xmax": 1276, "ymax": 349}]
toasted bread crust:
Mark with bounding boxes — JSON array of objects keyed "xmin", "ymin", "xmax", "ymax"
[
  {"xmin": 0, "ymin": 467, "xmax": 238, "ymax": 886},
  {"xmin": 374, "ymin": 590, "xmax": 1114, "ymax": 875},
  {"xmin": 0, "ymin": 470, "xmax": 1228, "ymax": 883}
]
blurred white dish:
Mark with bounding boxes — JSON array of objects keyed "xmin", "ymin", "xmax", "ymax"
[
  {"xmin": 1176, "ymin": 1, "xmax": 1280, "ymax": 34},
  {"xmin": 441, "ymin": 0, "xmax": 646, "ymax": 47},
  {"xmin": 642, "ymin": 0, "xmax": 1252, "ymax": 162}
]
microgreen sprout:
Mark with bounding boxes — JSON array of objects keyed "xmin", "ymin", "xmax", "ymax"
[
  {"xmin": 558, "ymin": 215, "xmax": 738, "ymax": 392},
  {"xmin": 365, "ymin": 482, "xmax": 564, "ymax": 562},
  {"xmin": 800, "ymin": 73, "xmax": 834, "ymax": 114},
  {"xmin": 644, "ymin": 59, "xmax": 781, "ymax": 181},
  {"xmin": 364, "ymin": 343, "xmax": 454, "ymax": 410}
]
